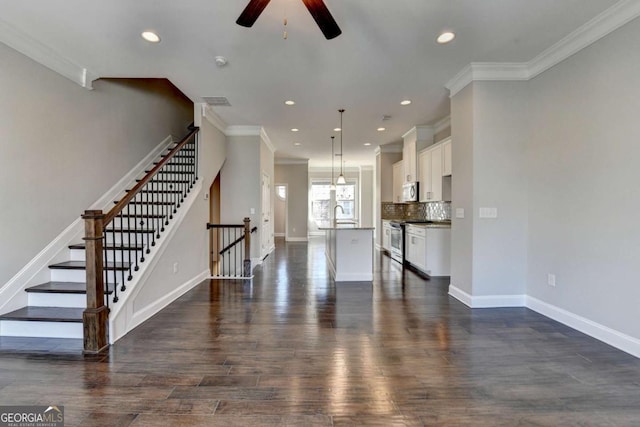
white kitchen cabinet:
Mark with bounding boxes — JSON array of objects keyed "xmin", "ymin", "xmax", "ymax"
[
  {"xmin": 405, "ymin": 225, "xmax": 426, "ymax": 271},
  {"xmin": 418, "ymin": 145, "xmax": 443, "ymax": 202},
  {"xmin": 405, "ymin": 225, "xmax": 451, "ymax": 277},
  {"xmin": 382, "ymin": 220, "xmax": 392, "ymax": 252},
  {"xmin": 402, "ymin": 139, "xmax": 417, "ymax": 183},
  {"xmin": 392, "ymin": 160, "xmax": 404, "ymax": 203},
  {"xmin": 443, "ymin": 138, "xmax": 452, "ymax": 176}
]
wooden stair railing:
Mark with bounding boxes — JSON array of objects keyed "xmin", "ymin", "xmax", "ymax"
[
  {"xmin": 207, "ymin": 218, "xmax": 256, "ymax": 278},
  {"xmin": 82, "ymin": 127, "xmax": 199, "ymax": 353}
]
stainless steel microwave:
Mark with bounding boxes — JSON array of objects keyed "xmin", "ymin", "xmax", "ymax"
[{"xmin": 402, "ymin": 182, "xmax": 419, "ymax": 202}]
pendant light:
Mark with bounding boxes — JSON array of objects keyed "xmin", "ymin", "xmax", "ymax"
[
  {"xmin": 330, "ymin": 136, "xmax": 336, "ymax": 191},
  {"xmin": 337, "ymin": 109, "xmax": 346, "ymax": 185}
]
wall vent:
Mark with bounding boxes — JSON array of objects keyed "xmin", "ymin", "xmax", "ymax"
[{"xmin": 202, "ymin": 96, "xmax": 231, "ymax": 106}]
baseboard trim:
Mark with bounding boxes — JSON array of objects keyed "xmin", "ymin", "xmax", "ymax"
[
  {"xmin": 128, "ymin": 269, "xmax": 209, "ymax": 334},
  {"xmin": 285, "ymin": 237, "xmax": 308, "ymax": 242},
  {"xmin": 448, "ymin": 285, "xmax": 526, "ymax": 308},
  {"xmin": 526, "ymin": 296, "xmax": 640, "ymax": 359},
  {"xmin": 274, "ymin": 233, "xmax": 285, "ymax": 237}
]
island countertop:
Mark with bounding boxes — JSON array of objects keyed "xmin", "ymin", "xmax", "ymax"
[{"xmin": 316, "ymin": 220, "xmax": 375, "ymax": 230}]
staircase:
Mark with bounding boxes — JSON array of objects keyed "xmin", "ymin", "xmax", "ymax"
[{"xmin": 0, "ymin": 128, "xmax": 199, "ymax": 347}]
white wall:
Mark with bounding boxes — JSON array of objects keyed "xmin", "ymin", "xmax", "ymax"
[
  {"xmin": 450, "ymin": 84, "xmax": 475, "ymax": 296},
  {"xmin": 526, "ymin": 17, "xmax": 640, "ymax": 340},
  {"xmin": 220, "ymin": 135, "xmax": 261, "ymax": 259},
  {"xmin": 472, "ymin": 81, "xmax": 529, "ymax": 297},
  {"xmin": 274, "ymin": 163, "xmax": 308, "ymax": 240},
  {"xmin": 360, "ymin": 167, "xmax": 374, "ymax": 228},
  {"xmin": 0, "ymin": 43, "xmax": 193, "ymax": 287}
]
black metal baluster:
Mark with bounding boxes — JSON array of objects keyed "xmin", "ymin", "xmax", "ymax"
[
  {"xmin": 144, "ymin": 186, "xmax": 150, "ymax": 255},
  {"xmin": 194, "ymin": 133, "xmax": 199, "ymax": 183},
  {"xmin": 110, "ymin": 227, "xmax": 118, "ymax": 303},
  {"xmin": 162, "ymin": 164, "xmax": 168, "ymax": 230},
  {"xmin": 148, "ymin": 181, "xmax": 156, "ymax": 249},
  {"xmin": 126, "ymin": 204, "xmax": 133, "ymax": 281},
  {"xmin": 235, "ymin": 228, "xmax": 238, "ymax": 277},
  {"xmin": 138, "ymin": 192, "xmax": 145, "ymax": 264},
  {"xmin": 118, "ymin": 212, "xmax": 126, "ymax": 292},
  {"xmin": 132, "ymin": 197, "xmax": 140, "ymax": 270}
]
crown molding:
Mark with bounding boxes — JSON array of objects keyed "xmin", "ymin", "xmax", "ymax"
[
  {"xmin": 200, "ymin": 104, "xmax": 227, "ymax": 133},
  {"xmin": 260, "ymin": 128, "xmax": 276, "ymax": 153},
  {"xmin": 275, "ymin": 158, "xmax": 309, "ymax": 166},
  {"xmin": 375, "ymin": 144, "xmax": 403, "ymax": 155},
  {"xmin": 225, "ymin": 125, "xmax": 262, "ymax": 137},
  {"xmin": 446, "ymin": 0, "xmax": 640, "ymax": 97},
  {"xmin": 401, "ymin": 125, "xmax": 434, "ymax": 141},
  {"xmin": 433, "ymin": 116, "xmax": 451, "ymax": 134},
  {"xmin": 527, "ymin": 0, "xmax": 640, "ymax": 79},
  {"xmin": 0, "ymin": 19, "xmax": 96, "ymax": 89}
]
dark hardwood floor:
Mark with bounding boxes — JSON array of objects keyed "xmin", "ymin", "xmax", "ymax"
[{"xmin": 1, "ymin": 237, "xmax": 640, "ymax": 426}]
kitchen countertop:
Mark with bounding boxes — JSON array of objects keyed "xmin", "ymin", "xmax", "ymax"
[
  {"xmin": 404, "ymin": 222, "xmax": 451, "ymax": 229},
  {"xmin": 316, "ymin": 221, "xmax": 375, "ymax": 230}
]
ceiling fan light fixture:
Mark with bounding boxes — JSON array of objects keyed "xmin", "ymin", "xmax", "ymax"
[
  {"xmin": 437, "ymin": 31, "xmax": 456, "ymax": 44},
  {"xmin": 141, "ymin": 31, "xmax": 160, "ymax": 43}
]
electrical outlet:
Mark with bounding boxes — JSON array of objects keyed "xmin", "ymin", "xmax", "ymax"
[
  {"xmin": 173, "ymin": 262, "xmax": 179, "ymax": 274},
  {"xmin": 547, "ymin": 273, "xmax": 556, "ymax": 287}
]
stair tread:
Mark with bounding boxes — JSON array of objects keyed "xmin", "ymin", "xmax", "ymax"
[
  {"xmin": 0, "ymin": 307, "xmax": 83, "ymax": 322},
  {"xmin": 49, "ymin": 261, "xmax": 132, "ymax": 271},
  {"xmin": 69, "ymin": 243, "xmax": 144, "ymax": 251},
  {"xmin": 26, "ymin": 282, "xmax": 87, "ymax": 294}
]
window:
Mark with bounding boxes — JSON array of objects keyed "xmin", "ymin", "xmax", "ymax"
[
  {"xmin": 276, "ymin": 185, "xmax": 286, "ymax": 200},
  {"xmin": 335, "ymin": 183, "xmax": 355, "ymax": 220},
  {"xmin": 310, "ymin": 180, "xmax": 357, "ymax": 221},
  {"xmin": 311, "ymin": 183, "xmax": 331, "ymax": 221}
]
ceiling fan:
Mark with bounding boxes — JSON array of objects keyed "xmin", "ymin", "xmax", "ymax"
[{"xmin": 236, "ymin": 0, "xmax": 342, "ymax": 40}]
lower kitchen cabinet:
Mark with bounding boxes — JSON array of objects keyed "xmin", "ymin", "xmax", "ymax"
[
  {"xmin": 382, "ymin": 220, "xmax": 391, "ymax": 252},
  {"xmin": 405, "ymin": 225, "xmax": 451, "ymax": 276}
]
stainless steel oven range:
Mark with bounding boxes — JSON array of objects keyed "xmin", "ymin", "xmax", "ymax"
[{"xmin": 389, "ymin": 221, "xmax": 403, "ymax": 263}]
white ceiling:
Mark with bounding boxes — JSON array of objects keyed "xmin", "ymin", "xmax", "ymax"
[{"xmin": 0, "ymin": 0, "xmax": 620, "ymax": 167}]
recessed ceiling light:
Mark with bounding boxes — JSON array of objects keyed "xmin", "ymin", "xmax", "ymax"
[
  {"xmin": 401, "ymin": 100, "xmax": 412, "ymax": 106},
  {"xmin": 294, "ymin": 142, "xmax": 302, "ymax": 146},
  {"xmin": 285, "ymin": 100, "xmax": 295, "ymax": 106},
  {"xmin": 364, "ymin": 143, "xmax": 371, "ymax": 146},
  {"xmin": 141, "ymin": 31, "xmax": 161, "ymax": 43},
  {"xmin": 334, "ymin": 128, "xmax": 341, "ymax": 132},
  {"xmin": 377, "ymin": 127, "xmax": 386, "ymax": 132},
  {"xmin": 437, "ymin": 31, "xmax": 455, "ymax": 44},
  {"xmin": 291, "ymin": 128, "xmax": 299, "ymax": 132}
]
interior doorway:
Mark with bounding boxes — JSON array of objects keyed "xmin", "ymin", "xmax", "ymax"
[
  {"xmin": 274, "ymin": 184, "xmax": 287, "ymax": 240},
  {"xmin": 209, "ymin": 172, "xmax": 221, "ymax": 275},
  {"xmin": 261, "ymin": 172, "xmax": 272, "ymax": 258}
]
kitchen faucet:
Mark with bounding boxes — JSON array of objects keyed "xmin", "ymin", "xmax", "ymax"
[{"xmin": 333, "ymin": 205, "xmax": 344, "ymax": 224}]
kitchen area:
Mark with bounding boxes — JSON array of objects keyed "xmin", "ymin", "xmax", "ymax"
[{"xmin": 376, "ymin": 123, "xmax": 452, "ymax": 278}]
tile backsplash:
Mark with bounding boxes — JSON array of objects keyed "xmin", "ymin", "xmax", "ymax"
[{"xmin": 382, "ymin": 201, "xmax": 451, "ymax": 221}]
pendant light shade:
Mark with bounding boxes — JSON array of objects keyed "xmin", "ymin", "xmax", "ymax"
[{"xmin": 337, "ymin": 109, "xmax": 346, "ymax": 185}]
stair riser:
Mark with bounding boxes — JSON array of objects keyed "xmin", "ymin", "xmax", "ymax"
[
  {"xmin": 28, "ymin": 293, "xmax": 87, "ymax": 308},
  {"xmin": 51, "ymin": 269, "xmax": 125, "ymax": 283},
  {"xmin": 0, "ymin": 320, "xmax": 83, "ymax": 339},
  {"xmin": 70, "ymin": 248, "xmax": 144, "ymax": 263}
]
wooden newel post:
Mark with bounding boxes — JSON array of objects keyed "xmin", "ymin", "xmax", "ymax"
[
  {"xmin": 82, "ymin": 210, "xmax": 110, "ymax": 354},
  {"xmin": 243, "ymin": 217, "xmax": 251, "ymax": 277}
]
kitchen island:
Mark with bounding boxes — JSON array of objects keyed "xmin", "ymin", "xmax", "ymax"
[{"xmin": 317, "ymin": 221, "xmax": 374, "ymax": 282}]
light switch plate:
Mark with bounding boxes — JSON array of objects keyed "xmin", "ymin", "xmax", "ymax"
[
  {"xmin": 479, "ymin": 207, "xmax": 498, "ymax": 219},
  {"xmin": 455, "ymin": 208, "xmax": 465, "ymax": 219}
]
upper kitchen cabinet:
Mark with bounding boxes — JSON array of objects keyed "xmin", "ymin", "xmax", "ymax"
[
  {"xmin": 419, "ymin": 145, "xmax": 443, "ymax": 202},
  {"xmin": 402, "ymin": 126, "xmax": 434, "ymax": 184},
  {"xmin": 442, "ymin": 137, "xmax": 452, "ymax": 176},
  {"xmin": 392, "ymin": 160, "xmax": 404, "ymax": 203}
]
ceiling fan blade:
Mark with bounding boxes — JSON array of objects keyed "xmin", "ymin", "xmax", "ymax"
[
  {"xmin": 236, "ymin": 0, "xmax": 272, "ymax": 27},
  {"xmin": 301, "ymin": 0, "xmax": 342, "ymax": 39}
]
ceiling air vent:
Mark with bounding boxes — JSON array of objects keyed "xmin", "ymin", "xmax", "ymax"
[{"xmin": 202, "ymin": 96, "xmax": 231, "ymax": 107}]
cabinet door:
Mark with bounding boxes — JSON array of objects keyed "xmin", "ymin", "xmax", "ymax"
[
  {"xmin": 403, "ymin": 140, "xmax": 416, "ymax": 183},
  {"xmin": 430, "ymin": 145, "xmax": 443, "ymax": 201},
  {"xmin": 382, "ymin": 224, "xmax": 391, "ymax": 251},
  {"xmin": 418, "ymin": 150, "xmax": 431, "ymax": 201},
  {"xmin": 392, "ymin": 161, "xmax": 404, "ymax": 202},
  {"xmin": 407, "ymin": 233, "xmax": 426, "ymax": 271},
  {"xmin": 443, "ymin": 140, "xmax": 452, "ymax": 176}
]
